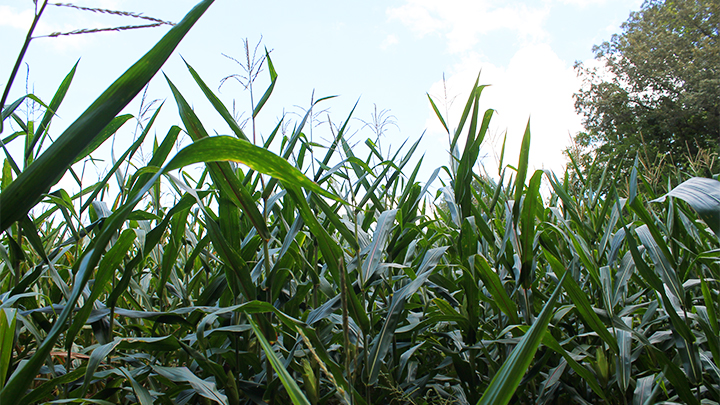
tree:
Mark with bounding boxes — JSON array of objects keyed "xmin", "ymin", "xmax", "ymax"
[{"xmin": 572, "ymin": 0, "xmax": 720, "ymax": 187}]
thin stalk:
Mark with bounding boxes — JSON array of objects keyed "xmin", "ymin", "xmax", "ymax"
[
  {"xmin": 364, "ymin": 332, "xmax": 370, "ymax": 403},
  {"xmin": 343, "ymin": 153, "xmax": 367, "ymax": 400},
  {"xmin": 339, "ymin": 257, "xmax": 352, "ymax": 405},
  {"xmin": 11, "ymin": 227, "xmax": 22, "ymax": 288},
  {"xmin": 237, "ymin": 36, "xmax": 276, "ymax": 402},
  {"xmin": 233, "ymin": 298, "xmax": 240, "ymax": 382},
  {"xmin": 262, "ymin": 199, "xmax": 273, "ymax": 403},
  {"xmin": 311, "ymin": 242, "xmax": 321, "ymax": 394},
  {"xmin": 64, "ymin": 314, "xmax": 72, "ymax": 398},
  {"xmin": 522, "ymin": 287, "xmax": 532, "ymax": 325}
]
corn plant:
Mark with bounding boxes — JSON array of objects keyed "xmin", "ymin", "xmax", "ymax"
[{"xmin": 1, "ymin": 1, "xmax": 720, "ymax": 404}]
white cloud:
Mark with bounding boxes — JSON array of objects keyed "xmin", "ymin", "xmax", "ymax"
[
  {"xmin": 554, "ymin": 0, "xmax": 608, "ymax": 5},
  {"xmin": 424, "ymin": 44, "xmax": 586, "ymax": 175},
  {"xmin": 0, "ymin": 6, "xmax": 34, "ymax": 30},
  {"xmin": 380, "ymin": 34, "xmax": 399, "ymax": 50},
  {"xmin": 387, "ymin": 0, "xmax": 550, "ymax": 54}
]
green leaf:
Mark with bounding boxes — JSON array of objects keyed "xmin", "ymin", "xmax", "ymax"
[
  {"xmin": 473, "ymin": 254, "xmax": 519, "ymax": 325},
  {"xmin": 455, "ymin": 105, "xmax": 493, "ymax": 219},
  {"xmin": 164, "ymin": 75, "xmax": 270, "ymax": 240},
  {"xmin": 18, "ymin": 367, "xmax": 87, "ymax": 404},
  {"xmin": 81, "ymin": 104, "xmax": 160, "ymax": 214},
  {"xmin": 427, "ymin": 93, "xmax": 448, "ymax": 133},
  {"xmin": 252, "ymin": 48, "xmax": 277, "ymax": 119},
  {"xmin": 0, "ymin": 0, "xmax": 214, "ymax": 231},
  {"xmin": 476, "ymin": 272, "xmax": 566, "ymax": 405},
  {"xmin": 634, "ymin": 225, "xmax": 685, "ymax": 308},
  {"xmin": 652, "ymin": 349, "xmax": 700, "ymax": 405},
  {"xmin": 498, "ymin": 132, "xmax": 507, "ymax": 175},
  {"xmin": 512, "ymin": 119, "xmax": 531, "ymax": 222},
  {"xmin": 309, "ymin": 193, "xmax": 358, "ymax": 251},
  {"xmin": 361, "ymin": 209, "xmax": 396, "ymax": 285},
  {"xmin": 27, "ymin": 61, "xmax": 78, "ymax": 159},
  {"xmin": 0, "ymin": 308, "xmax": 16, "ymax": 388},
  {"xmin": 248, "ymin": 318, "xmax": 311, "ymax": 405},
  {"xmin": 168, "ymin": 175, "xmax": 256, "ymax": 301},
  {"xmin": 165, "ymin": 135, "xmax": 341, "ymax": 203},
  {"xmin": 118, "ymin": 367, "xmax": 155, "ymax": 405},
  {"xmin": 651, "ymin": 176, "xmax": 720, "ymax": 237},
  {"xmin": 541, "ymin": 332, "xmax": 608, "ymax": 401},
  {"xmin": 152, "ymin": 365, "xmax": 228, "ymax": 405},
  {"xmin": 117, "ymin": 335, "xmax": 182, "ymax": 352},
  {"xmin": 293, "ymin": 325, "xmax": 360, "ymax": 404},
  {"xmin": 72, "ymin": 114, "xmax": 132, "ymax": 164},
  {"xmin": 65, "ymin": 229, "xmax": 136, "ymax": 347},
  {"xmin": 368, "ymin": 246, "xmax": 447, "ymax": 384},
  {"xmin": 450, "ymin": 74, "xmax": 482, "ymax": 152},
  {"xmin": 177, "ymin": 339, "xmax": 228, "ymax": 388},
  {"xmin": 633, "ymin": 375, "xmax": 657, "ymax": 405},
  {"xmin": 183, "ymin": 60, "xmax": 248, "ymax": 141},
  {"xmin": 519, "ymin": 170, "xmax": 542, "ymax": 288},
  {"xmin": 126, "ymin": 124, "xmax": 179, "ymax": 200},
  {"xmin": 80, "ymin": 340, "xmax": 122, "ymax": 397},
  {"xmin": 0, "ymin": 71, "xmax": 197, "ymax": 405},
  {"xmin": 616, "ymin": 317, "xmax": 632, "ymax": 392},
  {"xmin": 544, "ymin": 251, "xmax": 619, "ymax": 354}
]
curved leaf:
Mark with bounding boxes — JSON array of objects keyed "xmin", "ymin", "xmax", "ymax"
[
  {"xmin": 153, "ymin": 366, "xmax": 228, "ymax": 405},
  {"xmin": 652, "ymin": 177, "xmax": 720, "ymax": 236},
  {"xmin": 164, "ymin": 135, "xmax": 341, "ymax": 202}
]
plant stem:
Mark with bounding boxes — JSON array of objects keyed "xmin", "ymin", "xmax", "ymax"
[{"xmin": 339, "ymin": 257, "xmax": 352, "ymax": 404}]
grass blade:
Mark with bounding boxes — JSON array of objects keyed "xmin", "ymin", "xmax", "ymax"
[
  {"xmin": 27, "ymin": 61, "xmax": 78, "ymax": 159},
  {"xmin": 71, "ymin": 114, "xmax": 132, "ymax": 164},
  {"xmin": 512, "ymin": 119, "xmax": 531, "ymax": 222},
  {"xmin": 541, "ymin": 333, "xmax": 608, "ymax": 401},
  {"xmin": 119, "ymin": 367, "xmax": 155, "ymax": 405},
  {"xmin": 427, "ymin": 93, "xmax": 448, "ymax": 133},
  {"xmin": 183, "ymin": 60, "xmax": 248, "ymax": 141},
  {"xmin": 0, "ymin": 122, "xmax": 172, "ymax": 404},
  {"xmin": 252, "ymin": 48, "xmax": 277, "ymax": 119}
]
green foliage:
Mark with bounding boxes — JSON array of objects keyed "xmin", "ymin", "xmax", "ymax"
[
  {"xmin": 1, "ymin": 2, "xmax": 720, "ymax": 404},
  {"xmin": 572, "ymin": 0, "xmax": 720, "ymax": 188}
]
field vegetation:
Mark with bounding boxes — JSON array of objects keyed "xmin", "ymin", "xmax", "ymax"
[{"xmin": 1, "ymin": 1, "xmax": 719, "ymax": 404}]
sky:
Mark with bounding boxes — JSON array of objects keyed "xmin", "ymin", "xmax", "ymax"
[{"xmin": 0, "ymin": 0, "xmax": 643, "ymax": 197}]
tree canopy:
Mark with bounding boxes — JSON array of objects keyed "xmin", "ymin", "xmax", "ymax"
[{"xmin": 572, "ymin": 0, "xmax": 719, "ymax": 184}]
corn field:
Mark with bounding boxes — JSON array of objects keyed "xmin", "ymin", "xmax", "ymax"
[{"xmin": 1, "ymin": 1, "xmax": 719, "ymax": 404}]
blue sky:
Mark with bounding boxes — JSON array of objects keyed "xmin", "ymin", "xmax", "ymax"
[{"xmin": 0, "ymin": 0, "xmax": 642, "ymax": 193}]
